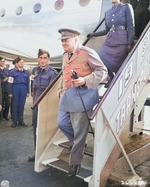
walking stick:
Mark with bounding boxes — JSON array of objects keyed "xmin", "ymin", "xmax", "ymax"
[{"xmin": 71, "ymin": 70, "xmax": 95, "ymax": 138}]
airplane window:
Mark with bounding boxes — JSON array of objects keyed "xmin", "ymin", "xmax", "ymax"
[
  {"xmin": 0, "ymin": 9, "xmax": 6, "ymax": 17},
  {"xmin": 16, "ymin": 6, "xmax": 23, "ymax": 15},
  {"xmin": 33, "ymin": 3, "xmax": 42, "ymax": 13},
  {"xmin": 54, "ymin": 0, "xmax": 64, "ymax": 11},
  {"xmin": 79, "ymin": 0, "xmax": 90, "ymax": 7}
]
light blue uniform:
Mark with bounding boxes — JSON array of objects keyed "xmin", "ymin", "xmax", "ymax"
[{"xmin": 8, "ymin": 69, "xmax": 29, "ymax": 124}]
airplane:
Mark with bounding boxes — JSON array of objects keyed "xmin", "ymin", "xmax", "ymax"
[
  {"xmin": 0, "ymin": 0, "xmax": 112, "ymax": 70},
  {"xmin": 0, "ymin": 0, "xmax": 150, "ymax": 186}
]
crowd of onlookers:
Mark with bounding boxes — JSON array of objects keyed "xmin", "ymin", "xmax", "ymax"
[
  {"xmin": 0, "ymin": 49, "xmax": 58, "ymax": 162},
  {"xmin": 0, "ymin": 56, "xmax": 29, "ymax": 126}
]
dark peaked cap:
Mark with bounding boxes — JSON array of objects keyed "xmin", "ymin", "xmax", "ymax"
[
  {"xmin": 13, "ymin": 57, "xmax": 22, "ymax": 64},
  {"xmin": 58, "ymin": 28, "xmax": 80, "ymax": 40}
]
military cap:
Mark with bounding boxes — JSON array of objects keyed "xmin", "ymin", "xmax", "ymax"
[
  {"xmin": 38, "ymin": 49, "xmax": 50, "ymax": 58},
  {"xmin": 58, "ymin": 28, "xmax": 80, "ymax": 39},
  {"xmin": 13, "ymin": 57, "xmax": 22, "ymax": 64}
]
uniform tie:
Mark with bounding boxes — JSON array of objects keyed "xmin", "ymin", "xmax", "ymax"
[{"xmin": 69, "ymin": 53, "xmax": 73, "ymax": 60}]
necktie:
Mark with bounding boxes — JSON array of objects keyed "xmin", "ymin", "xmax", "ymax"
[{"xmin": 69, "ymin": 53, "xmax": 73, "ymax": 60}]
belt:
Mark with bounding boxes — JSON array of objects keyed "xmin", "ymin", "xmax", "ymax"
[
  {"xmin": 110, "ymin": 25, "xmax": 126, "ymax": 32},
  {"xmin": 78, "ymin": 84, "xmax": 86, "ymax": 89}
]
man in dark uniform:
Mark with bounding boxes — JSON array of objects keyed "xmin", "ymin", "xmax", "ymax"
[
  {"xmin": 0, "ymin": 57, "xmax": 10, "ymax": 121},
  {"xmin": 134, "ymin": 0, "xmax": 150, "ymax": 38},
  {"xmin": 8, "ymin": 57, "xmax": 30, "ymax": 128},
  {"xmin": 10, "ymin": 59, "xmax": 19, "ymax": 119},
  {"xmin": 28, "ymin": 49, "xmax": 57, "ymax": 161},
  {"xmin": 57, "ymin": 28, "xmax": 109, "ymax": 177},
  {"xmin": 0, "ymin": 70, "xmax": 2, "ymax": 122}
]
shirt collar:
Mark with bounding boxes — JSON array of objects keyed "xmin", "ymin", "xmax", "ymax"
[
  {"xmin": 0, "ymin": 66, "xmax": 4, "ymax": 70},
  {"xmin": 18, "ymin": 68, "xmax": 24, "ymax": 71},
  {"xmin": 39, "ymin": 65, "xmax": 49, "ymax": 72}
]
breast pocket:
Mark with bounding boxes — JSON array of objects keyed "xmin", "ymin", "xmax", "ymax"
[
  {"xmin": 23, "ymin": 74, "xmax": 28, "ymax": 83},
  {"xmin": 14, "ymin": 73, "xmax": 20, "ymax": 83},
  {"xmin": 40, "ymin": 76, "xmax": 49, "ymax": 90},
  {"xmin": 73, "ymin": 61, "xmax": 89, "ymax": 72}
]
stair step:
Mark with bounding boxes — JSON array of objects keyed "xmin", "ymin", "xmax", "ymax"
[
  {"xmin": 58, "ymin": 141, "xmax": 93, "ymax": 157},
  {"xmin": 47, "ymin": 159, "xmax": 92, "ymax": 180},
  {"xmin": 58, "ymin": 141, "xmax": 73, "ymax": 150},
  {"xmin": 84, "ymin": 151, "xmax": 93, "ymax": 157}
]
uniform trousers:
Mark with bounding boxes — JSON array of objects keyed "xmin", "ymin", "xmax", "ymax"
[
  {"xmin": 12, "ymin": 84, "xmax": 27, "ymax": 124},
  {"xmin": 57, "ymin": 110, "xmax": 89, "ymax": 165},
  {"xmin": 2, "ymin": 92, "xmax": 10, "ymax": 119},
  {"xmin": 32, "ymin": 94, "xmax": 39, "ymax": 149}
]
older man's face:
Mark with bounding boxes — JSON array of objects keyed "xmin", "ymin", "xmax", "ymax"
[{"xmin": 61, "ymin": 37, "xmax": 77, "ymax": 53}]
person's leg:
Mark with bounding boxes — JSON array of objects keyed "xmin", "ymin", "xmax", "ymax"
[
  {"xmin": 33, "ymin": 105, "xmax": 38, "ymax": 149},
  {"xmin": 18, "ymin": 85, "xmax": 27, "ymax": 124},
  {"xmin": 3, "ymin": 92, "xmax": 10, "ymax": 120},
  {"xmin": 104, "ymin": 68, "xmax": 115, "ymax": 88},
  {"xmin": 57, "ymin": 110, "xmax": 74, "ymax": 141},
  {"xmin": 69, "ymin": 112, "xmax": 89, "ymax": 165},
  {"xmin": 28, "ymin": 96, "xmax": 38, "ymax": 162},
  {"xmin": 12, "ymin": 85, "xmax": 19, "ymax": 126},
  {"xmin": 1, "ymin": 92, "xmax": 4, "ymax": 119}
]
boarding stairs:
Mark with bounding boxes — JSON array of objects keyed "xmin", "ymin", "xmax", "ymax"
[{"xmin": 32, "ymin": 21, "xmax": 150, "ymax": 187}]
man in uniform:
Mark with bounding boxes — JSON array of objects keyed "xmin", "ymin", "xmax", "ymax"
[
  {"xmin": 10, "ymin": 59, "xmax": 19, "ymax": 118},
  {"xmin": 28, "ymin": 49, "xmax": 57, "ymax": 162},
  {"xmin": 0, "ymin": 57, "xmax": 10, "ymax": 121},
  {"xmin": 8, "ymin": 57, "xmax": 30, "ymax": 127},
  {"xmin": 57, "ymin": 28, "xmax": 109, "ymax": 177}
]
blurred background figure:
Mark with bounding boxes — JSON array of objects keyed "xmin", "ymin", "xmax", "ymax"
[
  {"xmin": 0, "ymin": 57, "xmax": 10, "ymax": 121},
  {"xmin": 9, "ymin": 59, "xmax": 19, "ymax": 119},
  {"xmin": 133, "ymin": 0, "xmax": 150, "ymax": 38}
]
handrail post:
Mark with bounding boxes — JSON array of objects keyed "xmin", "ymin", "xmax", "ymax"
[{"xmin": 101, "ymin": 109, "xmax": 138, "ymax": 177}]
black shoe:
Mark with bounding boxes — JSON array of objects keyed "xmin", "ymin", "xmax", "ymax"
[
  {"xmin": 4, "ymin": 117, "xmax": 9, "ymax": 121},
  {"xmin": 12, "ymin": 123, "xmax": 17, "ymax": 128},
  {"xmin": 28, "ymin": 155, "xmax": 35, "ymax": 162},
  {"xmin": 68, "ymin": 165, "xmax": 80, "ymax": 177},
  {"xmin": 18, "ymin": 122, "xmax": 28, "ymax": 127}
]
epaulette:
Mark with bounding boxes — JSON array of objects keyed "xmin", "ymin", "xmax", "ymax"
[
  {"xmin": 80, "ymin": 45, "xmax": 95, "ymax": 53},
  {"xmin": 121, "ymin": 3, "xmax": 127, "ymax": 6},
  {"xmin": 50, "ymin": 67, "xmax": 58, "ymax": 74}
]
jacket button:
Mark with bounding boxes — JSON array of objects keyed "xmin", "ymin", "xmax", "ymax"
[
  {"xmin": 65, "ymin": 87, "xmax": 68, "ymax": 90},
  {"xmin": 66, "ymin": 72, "xmax": 68, "ymax": 74},
  {"xmin": 65, "ymin": 79, "xmax": 68, "ymax": 82}
]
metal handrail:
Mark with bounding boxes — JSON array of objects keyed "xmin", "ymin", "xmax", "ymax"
[
  {"xmin": 90, "ymin": 21, "xmax": 150, "ymax": 120},
  {"xmin": 31, "ymin": 70, "xmax": 62, "ymax": 109}
]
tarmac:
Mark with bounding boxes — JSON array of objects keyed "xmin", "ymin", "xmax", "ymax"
[{"xmin": 1, "ymin": 96, "xmax": 150, "ymax": 187}]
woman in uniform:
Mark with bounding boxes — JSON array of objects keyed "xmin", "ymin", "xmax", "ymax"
[{"xmin": 87, "ymin": 0, "xmax": 135, "ymax": 87}]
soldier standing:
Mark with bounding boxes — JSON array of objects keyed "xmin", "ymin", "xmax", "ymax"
[
  {"xmin": 8, "ymin": 57, "xmax": 30, "ymax": 127},
  {"xmin": 0, "ymin": 57, "xmax": 10, "ymax": 121},
  {"xmin": 28, "ymin": 49, "xmax": 57, "ymax": 161}
]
